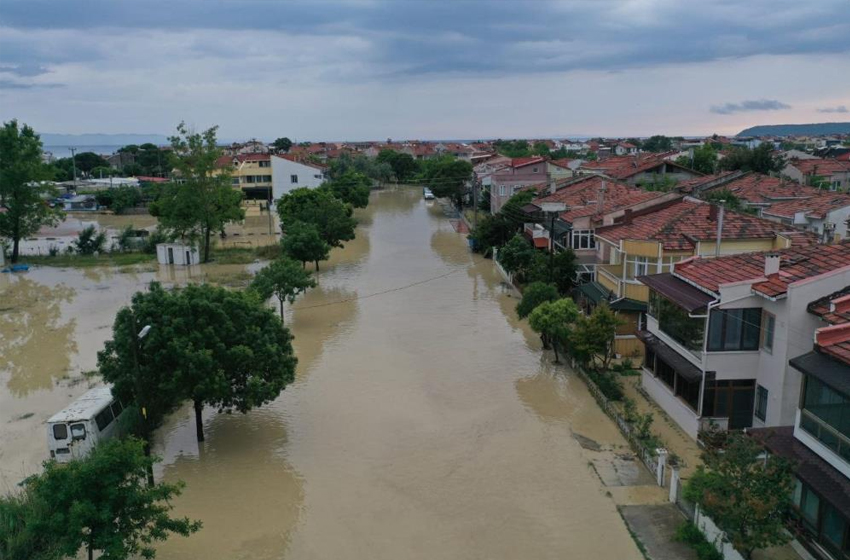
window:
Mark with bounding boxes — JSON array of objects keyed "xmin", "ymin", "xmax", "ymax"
[
  {"xmin": 801, "ymin": 485, "xmax": 820, "ymax": 529},
  {"xmin": 633, "ymin": 256, "xmax": 649, "ymax": 278},
  {"xmin": 259, "ymin": 160, "xmax": 270, "ymax": 168},
  {"xmin": 290, "ymin": 174, "xmax": 298, "ymax": 184},
  {"xmin": 95, "ymin": 406, "xmax": 115, "ymax": 431},
  {"xmin": 532, "ymin": 167, "xmax": 539, "ymax": 173},
  {"xmin": 111, "ymin": 401, "xmax": 123, "ymax": 418},
  {"xmin": 707, "ymin": 308, "xmax": 762, "ymax": 351},
  {"xmin": 801, "ymin": 375, "xmax": 850, "ymax": 461},
  {"xmin": 70, "ymin": 423, "xmax": 86, "ymax": 440},
  {"xmin": 762, "ymin": 312, "xmax": 775, "ymax": 353},
  {"xmin": 499, "ymin": 185, "xmax": 506, "ymax": 196},
  {"xmin": 52, "ymin": 424, "xmax": 68, "ymax": 440},
  {"xmin": 648, "ymin": 290, "xmax": 706, "ymax": 356},
  {"xmin": 571, "ymin": 230, "xmax": 596, "ymax": 250},
  {"xmin": 755, "ymin": 385, "xmax": 768, "ymax": 421}
]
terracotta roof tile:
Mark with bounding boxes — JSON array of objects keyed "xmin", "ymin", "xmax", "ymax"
[{"xmin": 534, "ymin": 175, "xmax": 666, "ymax": 222}]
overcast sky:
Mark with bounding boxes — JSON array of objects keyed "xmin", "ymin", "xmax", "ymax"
[{"xmin": 1, "ymin": 0, "xmax": 849, "ymax": 141}]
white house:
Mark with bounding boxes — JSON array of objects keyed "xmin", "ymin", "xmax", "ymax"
[
  {"xmin": 156, "ymin": 243, "xmax": 200, "ymax": 266},
  {"xmin": 270, "ymin": 155, "xmax": 328, "ymax": 199},
  {"xmin": 637, "ymin": 243, "xmax": 850, "ymax": 440}
]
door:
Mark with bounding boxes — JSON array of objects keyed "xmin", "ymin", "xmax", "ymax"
[
  {"xmin": 168, "ymin": 247, "xmax": 174, "ymax": 264},
  {"xmin": 186, "ymin": 250, "xmax": 191, "ymax": 264},
  {"xmin": 729, "ymin": 385, "xmax": 755, "ymax": 430}
]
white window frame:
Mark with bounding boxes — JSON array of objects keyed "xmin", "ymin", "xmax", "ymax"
[
  {"xmin": 761, "ymin": 311, "xmax": 775, "ymax": 353},
  {"xmin": 571, "ymin": 229, "xmax": 596, "ymax": 250},
  {"xmin": 633, "ymin": 256, "xmax": 649, "ymax": 277}
]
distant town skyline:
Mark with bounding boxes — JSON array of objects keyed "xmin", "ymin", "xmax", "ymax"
[{"xmin": 2, "ymin": 0, "xmax": 849, "ymax": 139}]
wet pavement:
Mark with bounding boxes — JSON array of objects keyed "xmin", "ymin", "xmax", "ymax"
[{"xmin": 1, "ymin": 186, "xmax": 645, "ymax": 559}]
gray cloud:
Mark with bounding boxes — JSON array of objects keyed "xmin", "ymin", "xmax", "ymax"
[
  {"xmin": 817, "ymin": 105, "xmax": 849, "ymax": 113},
  {"xmin": 0, "ymin": 78, "xmax": 63, "ymax": 90},
  {"xmin": 710, "ymin": 99, "xmax": 792, "ymax": 115}
]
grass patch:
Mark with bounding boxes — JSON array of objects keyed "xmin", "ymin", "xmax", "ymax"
[
  {"xmin": 210, "ymin": 247, "xmax": 260, "ymax": 264},
  {"xmin": 24, "ymin": 252, "xmax": 156, "ymax": 268},
  {"xmin": 674, "ymin": 522, "xmax": 723, "ymax": 560}
]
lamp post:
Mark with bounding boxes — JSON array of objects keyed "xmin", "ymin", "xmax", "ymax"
[
  {"xmin": 129, "ymin": 316, "xmax": 153, "ymax": 485},
  {"xmin": 539, "ymin": 202, "xmax": 567, "ymax": 283}
]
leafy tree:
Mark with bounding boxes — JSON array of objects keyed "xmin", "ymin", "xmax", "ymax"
[
  {"xmin": 499, "ymin": 190, "xmax": 536, "ymax": 231},
  {"xmin": 277, "ymin": 187, "xmax": 356, "ymax": 248},
  {"xmin": 0, "ymin": 486, "xmax": 61, "ymax": 560},
  {"xmin": 569, "ymin": 303, "xmax": 624, "ymax": 371},
  {"xmin": 685, "ymin": 433, "xmax": 794, "ymax": 559},
  {"xmin": 641, "ymin": 135, "xmax": 673, "ymax": 153},
  {"xmin": 528, "ymin": 298, "xmax": 580, "ymax": 362},
  {"xmin": 676, "ymin": 144, "xmax": 718, "ymax": 174},
  {"xmin": 322, "ymin": 170, "xmax": 371, "ymax": 208},
  {"xmin": 532, "ymin": 141, "xmax": 551, "ymax": 156},
  {"xmin": 516, "ymin": 282, "xmax": 558, "ymax": 319},
  {"xmin": 281, "ymin": 221, "xmax": 330, "ymax": 269},
  {"xmin": 272, "ymin": 137, "xmax": 293, "ymax": 153},
  {"xmin": 524, "ymin": 248, "xmax": 578, "ymax": 295},
  {"xmin": 23, "ymin": 437, "xmax": 201, "ymax": 560},
  {"xmin": 493, "ymin": 139, "xmax": 531, "ymax": 158},
  {"xmin": 420, "ymin": 155, "xmax": 473, "ymax": 207},
  {"xmin": 468, "ymin": 213, "xmax": 513, "ymax": 256},
  {"xmin": 376, "ymin": 149, "xmax": 419, "ymax": 182},
  {"xmin": 73, "ymin": 225, "xmax": 107, "ymax": 255},
  {"xmin": 73, "ymin": 151, "xmax": 110, "ymax": 175},
  {"xmin": 151, "ymin": 122, "xmax": 244, "ymax": 262},
  {"xmin": 702, "ymin": 189, "xmax": 746, "ymax": 212},
  {"xmin": 250, "ymin": 257, "xmax": 316, "ymax": 322},
  {"xmin": 497, "ymin": 234, "xmax": 537, "ymax": 278},
  {"xmin": 90, "ymin": 165, "xmax": 115, "ymax": 178},
  {"xmin": 1, "ymin": 121, "xmax": 64, "ymax": 262},
  {"xmin": 329, "ymin": 152, "xmax": 392, "ymax": 184},
  {"xmin": 96, "ymin": 185, "xmax": 143, "ymax": 215},
  {"xmin": 719, "ymin": 144, "xmax": 784, "ymax": 174},
  {"xmin": 98, "ymin": 283, "xmax": 297, "ymax": 443}
]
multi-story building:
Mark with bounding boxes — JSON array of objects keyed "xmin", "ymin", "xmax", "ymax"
[
  {"xmin": 750, "ymin": 285, "xmax": 850, "ymax": 560},
  {"xmin": 593, "ymin": 198, "xmax": 818, "ymax": 358},
  {"xmin": 216, "ymin": 153, "xmax": 274, "ymax": 199},
  {"xmin": 784, "ymin": 158, "xmax": 850, "ymax": 192},
  {"xmin": 270, "ymin": 154, "xmax": 327, "ymax": 199},
  {"xmin": 489, "ymin": 158, "xmax": 571, "ymax": 214},
  {"xmin": 636, "ymin": 243, "xmax": 850, "ymax": 443}
]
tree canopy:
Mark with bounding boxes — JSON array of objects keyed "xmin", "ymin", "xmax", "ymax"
[
  {"xmin": 641, "ymin": 135, "xmax": 673, "ymax": 152},
  {"xmin": 569, "ymin": 303, "xmax": 624, "ymax": 372},
  {"xmin": 493, "ymin": 139, "xmax": 531, "ymax": 158},
  {"xmin": 272, "ymin": 137, "xmax": 293, "ymax": 153},
  {"xmin": 718, "ymin": 144, "xmax": 784, "ymax": 174},
  {"xmin": 375, "ymin": 149, "xmax": 419, "ymax": 182},
  {"xmin": 98, "ymin": 282, "xmax": 297, "ymax": 443},
  {"xmin": 5, "ymin": 437, "xmax": 201, "ymax": 560},
  {"xmin": 675, "ymin": 143, "xmax": 718, "ymax": 175},
  {"xmin": 277, "ymin": 187, "xmax": 357, "ymax": 248},
  {"xmin": 322, "ymin": 170, "xmax": 371, "ymax": 208},
  {"xmin": 251, "ymin": 257, "xmax": 316, "ymax": 322},
  {"xmin": 420, "ymin": 155, "xmax": 472, "ymax": 206},
  {"xmin": 528, "ymin": 298, "xmax": 580, "ymax": 363},
  {"xmin": 0, "ymin": 119, "xmax": 64, "ymax": 262},
  {"xmin": 150, "ymin": 123, "xmax": 244, "ymax": 262},
  {"xmin": 497, "ymin": 234, "xmax": 537, "ymax": 278},
  {"xmin": 281, "ymin": 220, "xmax": 330, "ymax": 269},
  {"xmin": 516, "ymin": 282, "xmax": 559, "ymax": 319}
]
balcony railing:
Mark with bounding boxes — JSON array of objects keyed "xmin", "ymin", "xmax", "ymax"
[
  {"xmin": 598, "ymin": 266, "xmax": 624, "ymax": 296},
  {"xmin": 800, "ymin": 408, "xmax": 850, "ymax": 464}
]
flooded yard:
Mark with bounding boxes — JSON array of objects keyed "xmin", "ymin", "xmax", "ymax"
[{"xmin": 1, "ymin": 186, "xmax": 644, "ymax": 559}]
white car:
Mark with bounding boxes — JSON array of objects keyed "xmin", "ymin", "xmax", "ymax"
[{"xmin": 423, "ymin": 188, "xmax": 435, "ymax": 200}]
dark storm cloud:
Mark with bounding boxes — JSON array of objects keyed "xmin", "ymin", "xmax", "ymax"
[
  {"xmin": 710, "ymin": 99, "xmax": 791, "ymax": 115},
  {"xmin": 817, "ymin": 105, "xmax": 849, "ymax": 113},
  {"xmin": 1, "ymin": 0, "xmax": 848, "ymax": 79}
]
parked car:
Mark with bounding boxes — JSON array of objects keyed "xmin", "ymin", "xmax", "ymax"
[{"xmin": 423, "ymin": 188, "xmax": 435, "ymax": 200}]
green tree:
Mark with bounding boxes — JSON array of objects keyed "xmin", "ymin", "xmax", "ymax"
[
  {"xmin": 493, "ymin": 139, "xmax": 531, "ymax": 158},
  {"xmin": 251, "ymin": 257, "xmax": 316, "ymax": 322},
  {"xmin": 497, "ymin": 234, "xmax": 537, "ymax": 278},
  {"xmin": 524, "ymin": 248, "xmax": 578, "ymax": 295},
  {"xmin": 569, "ymin": 303, "xmax": 624, "ymax": 371},
  {"xmin": 277, "ymin": 187, "xmax": 357, "ymax": 248},
  {"xmin": 23, "ymin": 437, "xmax": 201, "ymax": 560},
  {"xmin": 281, "ymin": 221, "xmax": 330, "ymax": 269},
  {"xmin": 685, "ymin": 433, "xmax": 793, "ymax": 559},
  {"xmin": 73, "ymin": 152, "xmax": 110, "ymax": 175},
  {"xmin": 719, "ymin": 144, "xmax": 784, "ymax": 174},
  {"xmin": 642, "ymin": 135, "xmax": 673, "ymax": 152},
  {"xmin": 532, "ymin": 142, "xmax": 551, "ymax": 156},
  {"xmin": 272, "ymin": 137, "xmax": 293, "ymax": 153},
  {"xmin": 702, "ymin": 189, "xmax": 747, "ymax": 212},
  {"xmin": 96, "ymin": 185, "xmax": 143, "ymax": 215},
  {"xmin": 516, "ymin": 281, "xmax": 558, "ymax": 319},
  {"xmin": 0, "ymin": 486, "xmax": 60, "ymax": 560},
  {"xmin": 151, "ymin": 122, "xmax": 244, "ymax": 262},
  {"xmin": 528, "ymin": 298, "xmax": 580, "ymax": 362},
  {"xmin": 322, "ymin": 170, "xmax": 371, "ymax": 208},
  {"xmin": 73, "ymin": 225, "xmax": 107, "ymax": 255},
  {"xmin": 376, "ymin": 150, "xmax": 419, "ymax": 182},
  {"xmin": 468, "ymin": 213, "xmax": 513, "ymax": 256},
  {"xmin": 0, "ymin": 120, "xmax": 64, "ymax": 262},
  {"xmin": 676, "ymin": 144, "xmax": 718, "ymax": 174},
  {"xmin": 421, "ymin": 155, "xmax": 473, "ymax": 207},
  {"xmin": 499, "ymin": 190, "xmax": 536, "ymax": 231}
]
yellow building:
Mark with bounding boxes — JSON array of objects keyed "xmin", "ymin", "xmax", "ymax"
[{"xmin": 216, "ymin": 154, "xmax": 273, "ymax": 199}]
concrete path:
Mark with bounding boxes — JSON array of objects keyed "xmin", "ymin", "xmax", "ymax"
[{"xmin": 619, "ymin": 504, "xmax": 698, "ymax": 560}]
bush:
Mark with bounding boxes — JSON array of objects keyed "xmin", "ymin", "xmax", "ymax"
[
  {"xmin": 674, "ymin": 522, "xmax": 723, "ymax": 560},
  {"xmin": 587, "ymin": 369, "xmax": 624, "ymax": 401},
  {"xmin": 73, "ymin": 225, "xmax": 107, "ymax": 255},
  {"xmin": 516, "ymin": 282, "xmax": 559, "ymax": 319},
  {"xmin": 143, "ymin": 227, "xmax": 168, "ymax": 254}
]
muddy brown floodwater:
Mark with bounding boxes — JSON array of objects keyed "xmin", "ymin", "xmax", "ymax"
[{"xmin": 0, "ymin": 186, "xmax": 643, "ymax": 559}]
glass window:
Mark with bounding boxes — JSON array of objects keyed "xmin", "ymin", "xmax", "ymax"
[
  {"xmin": 707, "ymin": 308, "xmax": 762, "ymax": 352},
  {"xmin": 52, "ymin": 423, "xmax": 68, "ymax": 440},
  {"xmin": 801, "ymin": 487, "xmax": 820, "ymax": 528},
  {"xmin": 755, "ymin": 385, "xmax": 768, "ymax": 421},
  {"xmin": 290, "ymin": 174, "xmax": 298, "ymax": 184},
  {"xmin": 792, "ymin": 478, "xmax": 802, "ymax": 508},
  {"xmin": 822, "ymin": 503, "xmax": 847, "ymax": 550},
  {"xmin": 95, "ymin": 407, "xmax": 115, "ymax": 431},
  {"xmin": 111, "ymin": 401, "xmax": 123, "ymax": 417},
  {"xmin": 801, "ymin": 376, "xmax": 850, "ymax": 455},
  {"xmin": 762, "ymin": 312, "xmax": 775, "ymax": 353},
  {"xmin": 70, "ymin": 423, "xmax": 86, "ymax": 440},
  {"xmin": 650, "ymin": 291, "xmax": 706, "ymax": 355},
  {"xmin": 571, "ymin": 230, "xmax": 596, "ymax": 250},
  {"xmin": 499, "ymin": 185, "xmax": 506, "ymax": 196},
  {"xmin": 633, "ymin": 256, "xmax": 649, "ymax": 278}
]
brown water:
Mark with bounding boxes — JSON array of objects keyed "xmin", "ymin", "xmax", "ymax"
[{"xmin": 0, "ymin": 187, "xmax": 642, "ymax": 559}]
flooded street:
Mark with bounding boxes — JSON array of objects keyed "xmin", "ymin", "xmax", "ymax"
[{"xmin": 1, "ymin": 186, "xmax": 643, "ymax": 559}]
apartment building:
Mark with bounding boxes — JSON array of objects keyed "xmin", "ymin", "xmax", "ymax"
[
  {"xmin": 489, "ymin": 157, "xmax": 571, "ymax": 214},
  {"xmin": 216, "ymin": 153, "xmax": 273, "ymax": 199},
  {"xmin": 636, "ymin": 243, "xmax": 850, "ymax": 444},
  {"xmin": 270, "ymin": 154, "xmax": 328, "ymax": 199}
]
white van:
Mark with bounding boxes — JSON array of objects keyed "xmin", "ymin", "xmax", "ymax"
[{"xmin": 47, "ymin": 386, "xmax": 127, "ymax": 463}]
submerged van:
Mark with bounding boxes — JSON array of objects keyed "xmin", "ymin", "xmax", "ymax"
[{"xmin": 47, "ymin": 386, "xmax": 127, "ymax": 463}]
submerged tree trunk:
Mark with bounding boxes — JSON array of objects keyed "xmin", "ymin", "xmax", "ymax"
[
  {"xmin": 194, "ymin": 399, "xmax": 205, "ymax": 442},
  {"xmin": 203, "ymin": 227, "xmax": 212, "ymax": 263},
  {"xmin": 315, "ymin": 260, "xmax": 320, "ymax": 271},
  {"xmin": 143, "ymin": 438, "xmax": 155, "ymax": 486},
  {"xmin": 278, "ymin": 297, "xmax": 285, "ymax": 323},
  {"xmin": 11, "ymin": 222, "xmax": 20, "ymax": 263},
  {"xmin": 553, "ymin": 343, "xmax": 560, "ymax": 364}
]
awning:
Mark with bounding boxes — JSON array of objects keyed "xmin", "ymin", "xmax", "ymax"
[
  {"xmin": 577, "ymin": 282, "xmax": 647, "ymax": 312},
  {"xmin": 750, "ymin": 426, "xmax": 850, "ymax": 521},
  {"xmin": 638, "ymin": 273, "xmax": 715, "ymax": 313},
  {"xmin": 790, "ymin": 350, "xmax": 850, "ymax": 396},
  {"xmin": 637, "ymin": 330, "xmax": 703, "ymax": 382}
]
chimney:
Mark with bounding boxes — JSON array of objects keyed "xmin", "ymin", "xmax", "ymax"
[
  {"xmin": 714, "ymin": 203, "xmax": 725, "ymax": 257},
  {"xmin": 764, "ymin": 253, "xmax": 781, "ymax": 276},
  {"xmin": 548, "ymin": 172, "xmax": 556, "ymax": 195},
  {"xmin": 597, "ymin": 180, "xmax": 606, "ymax": 214},
  {"xmin": 708, "ymin": 204, "xmax": 718, "ymax": 222},
  {"xmin": 623, "ymin": 209, "xmax": 633, "ymax": 225}
]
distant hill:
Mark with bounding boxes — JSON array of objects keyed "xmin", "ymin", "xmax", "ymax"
[
  {"xmin": 737, "ymin": 122, "xmax": 850, "ymax": 137},
  {"xmin": 38, "ymin": 133, "xmax": 169, "ymax": 147}
]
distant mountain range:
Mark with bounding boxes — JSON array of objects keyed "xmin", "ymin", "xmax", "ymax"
[
  {"xmin": 737, "ymin": 122, "xmax": 850, "ymax": 137},
  {"xmin": 39, "ymin": 133, "xmax": 170, "ymax": 147}
]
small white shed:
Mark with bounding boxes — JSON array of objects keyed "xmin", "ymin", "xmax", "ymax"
[{"xmin": 156, "ymin": 243, "xmax": 200, "ymax": 266}]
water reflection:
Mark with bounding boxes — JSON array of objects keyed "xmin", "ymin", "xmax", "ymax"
[{"xmin": 0, "ymin": 276, "xmax": 77, "ymax": 396}]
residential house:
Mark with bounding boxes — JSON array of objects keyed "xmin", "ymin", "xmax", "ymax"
[
  {"xmin": 784, "ymin": 158, "xmax": 850, "ymax": 191},
  {"xmin": 580, "ymin": 153, "xmax": 702, "ymax": 187},
  {"xmin": 749, "ymin": 286, "xmax": 850, "ymax": 560},
  {"xmin": 63, "ymin": 194, "xmax": 99, "ymax": 211},
  {"xmin": 636, "ymin": 243, "xmax": 850, "ymax": 442},
  {"xmin": 270, "ymin": 154, "xmax": 327, "ymax": 199},
  {"xmin": 613, "ymin": 141, "xmax": 638, "ymax": 156},
  {"xmin": 489, "ymin": 158, "xmax": 571, "ymax": 214},
  {"xmin": 217, "ymin": 154, "xmax": 274, "ymax": 200},
  {"xmin": 593, "ymin": 198, "xmax": 819, "ymax": 358},
  {"xmin": 435, "ymin": 142, "xmax": 475, "ymax": 161}
]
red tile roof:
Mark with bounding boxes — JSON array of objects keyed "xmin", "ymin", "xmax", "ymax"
[
  {"xmin": 763, "ymin": 192, "xmax": 850, "ymax": 220},
  {"xmin": 809, "ymin": 287, "xmax": 850, "ymax": 364},
  {"xmin": 274, "ymin": 154, "xmax": 327, "ymax": 171},
  {"xmin": 673, "ymin": 242, "xmax": 850, "ymax": 298},
  {"xmin": 580, "ymin": 152, "xmax": 699, "ymax": 180},
  {"xmin": 790, "ymin": 158, "xmax": 850, "ymax": 176},
  {"xmin": 714, "ymin": 173, "xmax": 816, "ymax": 203},
  {"xmin": 510, "ymin": 156, "xmax": 546, "ymax": 169},
  {"xmin": 676, "ymin": 171, "xmax": 741, "ymax": 194},
  {"xmin": 596, "ymin": 199, "xmax": 803, "ymax": 251},
  {"xmin": 534, "ymin": 175, "xmax": 667, "ymax": 223}
]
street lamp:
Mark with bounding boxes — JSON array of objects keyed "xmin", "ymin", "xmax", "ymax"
[
  {"xmin": 539, "ymin": 202, "xmax": 567, "ymax": 283},
  {"xmin": 129, "ymin": 319, "xmax": 153, "ymax": 485}
]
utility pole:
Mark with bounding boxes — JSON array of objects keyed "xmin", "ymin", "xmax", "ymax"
[
  {"xmin": 472, "ymin": 176, "xmax": 480, "ymax": 229},
  {"xmin": 268, "ymin": 187, "xmax": 274, "ymax": 235},
  {"xmin": 70, "ymin": 147, "xmax": 78, "ymax": 182}
]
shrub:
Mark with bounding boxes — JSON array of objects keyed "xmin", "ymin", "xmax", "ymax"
[
  {"xmin": 73, "ymin": 225, "xmax": 107, "ymax": 255},
  {"xmin": 143, "ymin": 227, "xmax": 168, "ymax": 254},
  {"xmin": 674, "ymin": 522, "xmax": 723, "ymax": 560},
  {"xmin": 587, "ymin": 369, "xmax": 624, "ymax": 401}
]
